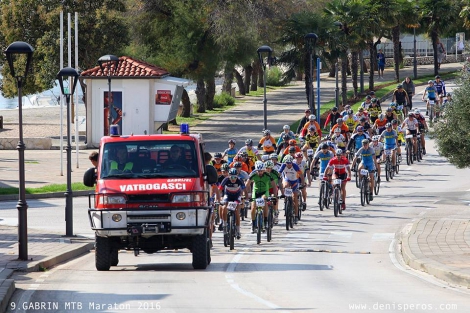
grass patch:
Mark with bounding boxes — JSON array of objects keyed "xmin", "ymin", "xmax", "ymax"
[
  {"xmin": 242, "ymin": 85, "xmax": 285, "ymax": 97},
  {"xmin": 0, "ymin": 182, "xmax": 94, "ymax": 195}
]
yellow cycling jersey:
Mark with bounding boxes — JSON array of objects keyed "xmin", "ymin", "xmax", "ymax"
[
  {"xmin": 345, "ymin": 117, "xmax": 358, "ymax": 131},
  {"xmin": 368, "ymin": 106, "xmax": 382, "ymax": 117}
]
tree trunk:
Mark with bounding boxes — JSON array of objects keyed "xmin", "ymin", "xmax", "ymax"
[
  {"xmin": 180, "ymin": 88, "xmax": 191, "ymax": 117},
  {"xmin": 392, "ymin": 25, "xmax": 401, "ymax": 82},
  {"xmin": 205, "ymin": 77, "xmax": 216, "ymax": 110},
  {"xmin": 351, "ymin": 51, "xmax": 358, "ymax": 98},
  {"xmin": 244, "ymin": 65, "xmax": 253, "ymax": 94},
  {"xmin": 251, "ymin": 60, "xmax": 259, "ymax": 91},
  {"xmin": 304, "ymin": 51, "xmax": 312, "ymax": 111},
  {"xmin": 368, "ymin": 40, "xmax": 377, "ymax": 90},
  {"xmin": 222, "ymin": 65, "xmax": 234, "ymax": 94},
  {"xmin": 329, "ymin": 65, "xmax": 336, "ymax": 77},
  {"xmin": 196, "ymin": 78, "xmax": 206, "ymax": 113},
  {"xmin": 258, "ymin": 66, "xmax": 265, "ymax": 88},
  {"xmin": 431, "ymin": 31, "xmax": 439, "ymax": 75},
  {"xmin": 234, "ymin": 69, "xmax": 246, "ymax": 95},
  {"xmin": 341, "ymin": 53, "xmax": 348, "ymax": 106}
]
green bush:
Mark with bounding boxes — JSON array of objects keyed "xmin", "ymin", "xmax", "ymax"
[
  {"xmin": 213, "ymin": 92, "xmax": 235, "ymax": 108},
  {"xmin": 267, "ymin": 66, "xmax": 286, "ymax": 86}
]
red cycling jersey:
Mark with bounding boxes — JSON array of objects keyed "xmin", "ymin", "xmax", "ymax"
[{"xmin": 327, "ymin": 156, "xmax": 350, "ymax": 175}]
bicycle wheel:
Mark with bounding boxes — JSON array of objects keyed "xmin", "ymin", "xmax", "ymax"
[
  {"xmin": 267, "ymin": 209, "xmax": 272, "ymax": 242},
  {"xmin": 256, "ymin": 211, "xmax": 262, "ymax": 244},
  {"xmin": 297, "ymin": 194, "xmax": 302, "ymax": 221},
  {"xmin": 325, "ymin": 184, "xmax": 331, "ymax": 209},
  {"xmin": 229, "ymin": 215, "xmax": 235, "ymax": 250},
  {"xmin": 360, "ymin": 177, "xmax": 366, "ymax": 207},
  {"xmin": 319, "ymin": 183, "xmax": 325, "ymax": 211},
  {"xmin": 406, "ymin": 142, "xmax": 412, "ymax": 165},
  {"xmin": 355, "ymin": 168, "xmax": 360, "ymax": 188},
  {"xmin": 365, "ymin": 178, "xmax": 371, "ymax": 204},
  {"xmin": 223, "ymin": 226, "xmax": 228, "ymax": 248},
  {"xmin": 374, "ymin": 174, "xmax": 380, "ymax": 195},
  {"xmin": 289, "ymin": 198, "xmax": 294, "ymax": 229},
  {"xmin": 333, "ymin": 188, "xmax": 340, "ymax": 217},
  {"xmin": 214, "ymin": 207, "xmax": 220, "ymax": 225},
  {"xmin": 285, "ymin": 200, "xmax": 290, "ymax": 231},
  {"xmin": 385, "ymin": 161, "xmax": 390, "ymax": 182}
]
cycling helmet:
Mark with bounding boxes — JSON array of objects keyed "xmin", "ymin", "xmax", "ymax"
[
  {"xmin": 337, "ymin": 118, "xmax": 343, "ymax": 122},
  {"xmin": 289, "ymin": 139, "xmax": 297, "ymax": 145},
  {"xmin": 233, "ymin": 161, "xmax": 242, "ymax": 168},
  {"xmin": 309, "ymin": 114, "xmax": 316, "ymax": 121},
  {"xmin": 386, "ymin": 107, "xmax": 393, "ymax": 112},
  {"xmin": 283, "ymin": 125, "xmax": 290, "ymax": 130},
  {"xmin": 283, "ymin": 155, "xmax": 294, "ymax": 163},
  {"xmin": 335, "ymin": 148, "xmax": 343, "ymax": 155},
  {"xmin": 358, "ymin": 107, "xmax": 364, "ymax": 112},
  {"xmin": 435, "ymin": 75, "xmax": 440, "ymax": 79},
  {"xmin": 357, "ymin": 126, "xmax": 364, "ymax": 132},
  {"xmin": 362, "ymin": 139, "xmax": 369, "ymax": 144},
  {"xmin": 379, "ymin": 113, "xmax": 385, "ymax": 121},
  {"xmin": 304, "ymin": 108, "xmax": 311, "ymax": 113},
  {"xmin": 255, "ymin": 161, "xmax": 265, "ymax": 170},
  {"xmin": 390, "ymin": 102, "xmax": 396, "ymax": 107},
  {"xmin": 264, "ymin": 160, "xmax": 274, "ymax": 168},
  {"xmin": 428, "ymin": 80, "xmax": 433, "ymax": 84},
  {"xmin": 408, "ymin": 112, "xmax": 414, "ymax": 117},
  {"xmin": 221, "ymin": 163, "xmax": 230, "ymax": 171},
  {"xmin": 360, "ymin": 117, "xmax": 367, "ymax": 122},
  {"xmin": 414, "ymin": 109, "xmax": 420, "ymax": 114},
  {"xmin": 263, "ymin": 129, "xmax": 271, "ymax": 136},
  {"xmin": 385, "ymin": 123, "xmax": 392, "ymax": 128},
  {"xmin": 289, "ymin": 146, "xmax": 296, "ymax": 152},
  {"xmin": 295, "ymin": 152, "xmax": 303, "ymax": 158},
  {"xmin": 228, "ymin": 139, "xmax": 236, "ymax": 145},
  {"xmin": 245, "ymin": 139, "xmax": 253, "ymax": 146},
  {"xmin": 321, "ymin": 143, "xmax": 329, "ymax": 150},
  {"xmin": 270, "ymin": 153, "xmax": 278, "ymax": 159},
  {"xmin": 334, "ymin": 127, "xmax": 341, "ymax": 133},
  {"xmin": 228, "ymin": 168, "xmax": 238, "ymax": 176},
  {"xmin": 332, "ymin": 107, "xmax": 338, "ymax": 112},
  {"xmin": 308, "ymin": 126, "xmax": 316, "ymax": 131},
  {"xmin": 372, "ymin": 135, "xmax": 379, "ymax": 141},
  {"xmin": 391, "ymin": 119, "xmax": 398, "ymax": 125},
  {"xmin": 446, "ymin": 93, "xmax": 452, "ymax": 97},
  {"xmin": 344, "ymin": 105, "xmax": 351, "ymax": 109},
  {"xmin": 370, "ymin": 91, "xmax": 375, "ymax": 95},
  {"xmin": 214, "ymin": 152, "xmax": 222, "ymax": 158},
  {"xmin": 281, "ymin": 133, "xmax": 289, "ymax": 141},
  {"xmin": 397, "ymin": 84, "xmax": 403, "ymax": 89},
  {"xmin": 372, "ymin": 98, "xmax": 378, "ymax": 103},
  {"xmin": 347, "ymin": 109, "xmax": 354, "ymax": 115},
  {"xmin": 366, "ymin": 95, "xmax": 372, "ymax": 100}
]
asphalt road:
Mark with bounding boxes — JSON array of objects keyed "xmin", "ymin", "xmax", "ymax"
[{"xmin": 4, "ymin": 87, "xmax": 470, "ymax": 313}]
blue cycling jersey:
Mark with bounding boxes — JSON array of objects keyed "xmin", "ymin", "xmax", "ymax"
[
  {"xmin": 355, "ymin": 147, "xmax": 375, "ymax": 169},
  {"xmin": 425, "ymin": 86, "xmax": 437, "ymax": 99},
  {"xmin": 350, "ymin": 133, "xmax": 369, "ymax": 150},
  {"xmin": 433, "ymin": 80, "xmax": 446, "ymax": 94},
  {"xmin": 380, "ymin": 130, "xmax": 397, "ymax": 148},
  {"xmin": 314, "ymin": 150, "xmax": 334, "ymax": 173}
]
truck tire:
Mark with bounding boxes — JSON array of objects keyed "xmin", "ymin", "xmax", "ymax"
[
  {"xmin": 110, "ymin": 248, "xmax": 119, "ymax": 266},
  {"xmin": 192, "ymin": 231, "xmax": 209, "ymax": 269},
  {"xmin": 95, "ymin": 235, "xmax": 111, "ymax": 271}
]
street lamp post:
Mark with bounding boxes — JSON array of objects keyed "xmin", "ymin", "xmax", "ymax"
[
  {"xmin": 335, "ymin": 61, "xmax": 339, "ymax": 109},
  {"xmin": 413, "ymin": 27, "xmax": 418, "ymax": 79},
  {"xmin": 4, "ymin": 41, "xmax": 34, "ymax": 260},
  {"xmin": 57, "ymin": 67, "xmax": 80, "ymax": 237},
  {"xmin": 257, "ymin": 45, "xmax": 273, "ymax": 131},
  {"xmin": 305, "ymin": 33, "xmax": 318, "ymax": 116},
  {"xmin": 98, "ymin": 55, "xmax": 119, "ymax": 135}
]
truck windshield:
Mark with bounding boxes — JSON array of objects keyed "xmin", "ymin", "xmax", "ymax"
[{"xmin": 100, "ymin": 140, "xmax": 199, "ymax": 179}]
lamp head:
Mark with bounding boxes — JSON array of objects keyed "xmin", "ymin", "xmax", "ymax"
[
  {"xmin": 57, "ymin": 67, "xmax": 80, "ymax": 96},
  {"xmin": 98, "ymin": 54, "xmax": 119, "ymax": 76},
  {"xmin": 257, "ymin": 45, "xmax": 273, "ymax": 68},
  {"xmin": 304, "ymin": 33, "xmax": 318, "ymax": 52},
  {"xmin": 4, "ymin": 41, "xmax": 34, "ymax": 79}
]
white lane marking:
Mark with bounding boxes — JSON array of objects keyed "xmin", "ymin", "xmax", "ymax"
[
  {"xmin": 27, "ymin": 284, "xmax": 40, "ymax": 290},
  {"xmin": 329, "ymin": 232, "xmax": 352, "ymax": 239},
  {"xmin": 466, "ymin": 189, "xmax": 470, "ymax": 192},
  {"xmin": 418, "ymin": 211, "xmax": 426, "ymax": 216},
  {"xmin": 372, "ymin": 233, "xmax": 395, "ymax": 241},
  {"xmin": 389, "ymin": 239, "xmax": 470, "ymax": 295},
  {"xmin": 35, "ymin": 279, "xmax": 45, "ymax": 282},
  {"xmin": 285, "ymin": 233, "xmax": 310, "ymax": 238},
  {"xmin": 226, "ymin": 252, "xmax": 289, "ymax": 312}
]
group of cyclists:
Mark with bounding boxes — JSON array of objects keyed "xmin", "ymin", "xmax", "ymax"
[{"xmin": 208, "ymin": 78, "xmax": 446, "ymax": 244}]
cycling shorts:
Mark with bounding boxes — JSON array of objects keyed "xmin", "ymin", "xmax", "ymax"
[
  {"xmin": 223, "ymin": 194, "xmax": 241, "ymax": 204},
  {"xmin": 384, "ymin": 144, "xmax": 397, "ymax": 151},
  {"xmin": 334, "ymin": 172, "xmax": 348, "ymax": 180},
  {"xmin": 408, "ymin": 129, "xmax": 417, "ymax": 136},
  {"xmin": 284, "ymin": 179, "xmax": 299, "ymax": 192},
  {"xmin": 253, "ymin": 191, "xmax": 266, "ymax": 199},
  {"xmin": 360, "ymin": 161, "xmax": 375, "ymax": 171}
]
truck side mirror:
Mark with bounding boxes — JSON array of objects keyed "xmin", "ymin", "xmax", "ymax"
[
  {"xmin": 83, "ymin": 167, "xmax": 97, "ymax": 187},
  {"xmin": 205, "ymin": 164, "xmax": 218, "ymax": 185}
]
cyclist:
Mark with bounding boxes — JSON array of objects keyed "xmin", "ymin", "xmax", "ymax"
[
  {"xmin": 230, "ymin": 155, "xmax": 249, "ymax": 173},
  {"xmin": 330, "ymin": 127, "xmax": 347, "ymax": 153},
  {"xmin": 347, "ymin": 126, "xmax": 370, "ymax": 156},
  {"xmin": 340, "ymin": 105, "xmax": 352, "ymax": 117},
  {"xmin": 301, "ymin": 126, "xmax": 320, "ymax": 159},
  {"xmin": 247, "ymin": 161, "xmax": 273, "ymax": 233},
  {"xmin": 237, "ymin": 139, "xmax": 261, "ymax": 162},
  {"xmin": 323, "ymin": 149, "xmax": 351, "ymax": 210},
  {"xmin": 313, "ymin": 143, "xmax": 335, "ymax": 204},
  {"xmin": 434, "ymin": 75, "xmax": 446, "ymax": 101},
  {"xmin": 232, "ymin": 161, "xmax": 250, "ymax": 181},
  {"xmin": 296, "ymin": 109, "xmax": 312, "ymax": 135},
  {"xmin": 391, "ymin": 119, "xmax": 404, "ymax": 161},
  {"xmin": 258, "ymin": 129, "xmax": 277, "ymax": 155},
  {"xmin": 422, "ymin": 80, "xmax": 437, "ymax": 116},
  {"xmin": 368, "ymin": 98, "xmax": 382, "ymax": 124},
  {"xmin": 414, "ymin": 109, "xmax": 428, "ymax": 155},
  {"xmin": 211, "ymin": 152, "xmax": 228, "ymax": 175},
  {"xmin": 330, "ymin": 117, "xmax": 350, "ymax": 141},
  {"xmin": 215, "ymin": 163, "xmax": 230, "ymax": 231},
  {"xmin": 344, "ymin": 110, "xmax": 359, "ymax": 136},
  {"xmin": 264, "ymin": 160, "xmax": 281, "ymax": 224},
  {"xmin": 355, "ymin": 117, "xmax": 373, "ymax": 137},
  {"xmin": 278, "ymin": 155, "xmax": 305, "ymax": 224},
  {"xmin": 282, "ymin": 139, "xmax": 301, "ymax": 158},
  {"xmin": 324, "ymin": 107, "xmax": 342, "ymax": 130},
  {"xmin": 385, "ymin": 107, "xmax": 397, "ymax": 123},
  {"xmin": 373, "ymin": 113, "xmax": 388, "ymax": 135},
  {"xmin": 392, "ymin": 84, "xmax": 410, "ymax": 116},
  {"xmin": 352, "ymin": 139, "xmax": 378, "ymax": 202},
  {"xmin": 390, "ymin": 102, "xmax": 404, "ymax": 123},
  {"xmin": 239, "ymin": 151, "xmax": 255, "ymax": 173},
  {"xmin": 276, "ymin": 133, "xmax": 291, "ymax": 155},
  {"xmin": 380, "ymin": 123, "xmax": 398, "ymax": 171},
  {"xmin": 370, "ymin": 135, "xmax": 383, "ymax": 178},
  {"xmin": 270, "ymin": 153, "xmax": 282, "ymax": 172},
  {"xmin": 401, "ymin": 112, "xmax": 419, "ymax": 161},
  {"xmin": 218, "ymin": 168, "xmax": 247, "ymax": 238},
  {"xmin": 402, "ymin": 77, "xmax": 415, "ymax": 110},
  {"xmin": 356, "ymin": 107, "xmax": 369, "ymax": 122},
  {"xmin": 222, "ymin": 139, "xmax": 238, "ymax": 163},
  {"xmin": 361, "ymin": 95, "xmax": 372, "ymax": 109},
  {"xmin": 300, "ymin": 114, "xmax": 322, "ymax": 138},
  {"xmin": 294, "ymin": 152, "xmax": 310, "ymax": 206}
]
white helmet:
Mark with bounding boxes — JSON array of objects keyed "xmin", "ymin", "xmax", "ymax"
[
  {"xmin": 283, "ymin": 125, "xmax": 290, "ymax": 130},
  {"xmin": 255, "ymin": 161, "xmax": 265, "ymax": 171},
  {"xmin": 283, "ymin": 155, "xmax": 294, "ymax": 163},
  {"xmin": 309, "ymin": 114, "xmax": 316, "ymax": 121}
]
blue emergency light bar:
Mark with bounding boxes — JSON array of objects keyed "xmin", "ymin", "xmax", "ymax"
[
  {"xmin": 110, "ymin": 125, "xmax": 120, "ymax": 136},
  {"xmin": 180, "ymin": 123, "xmax": 190, "ymax": 135}
]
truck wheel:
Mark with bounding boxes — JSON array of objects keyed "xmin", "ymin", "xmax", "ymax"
[
  {"xmin": 110, "ymin": 248, "xmax": 119, "ymax": 266},
  {"xmin": 207, "ymin": 239, "xmax": 211, "ymax": 265},
  {"xmin": 95, "ymin": 235, "xmax": 111, "ymax": 271},
  {"xmin": 192, "ymin": 231, "xmax": 208, "ymax": 269}
]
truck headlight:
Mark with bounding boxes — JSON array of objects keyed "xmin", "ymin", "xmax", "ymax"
[
  {"xmin": 112, "ymin": 214, "xmax": 122, "ymax": 222},
  {"xmin": 176, "ymin": 212, "xmax": 186, "ymax": 220},
  {"xmin": 172, "ymin": 194, "xmax": 192, "ymax": 203},
  {"xmin": 98, "ymin": 195, "xmax": 127, "ymax": 205}
]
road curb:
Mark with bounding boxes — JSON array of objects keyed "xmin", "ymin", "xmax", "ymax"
[
  {"xmin": 400, "ymin": 220, "xmax": 470, "ymax": 288},
  {"xmin": 0, "ymin": 190, "xmax": 91, "ymax": 201}
]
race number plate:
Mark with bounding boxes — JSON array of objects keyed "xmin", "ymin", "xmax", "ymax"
[
  {"xmin": 333, "ymin": 179, "xmax": 342, "ymax": 185},
  {"xmin": 307, "ymin": 149, "xmax": 314, "ymax": 156},
  {"xmin": 360, "ymin": 169, "xmax": 369, "ymax": 175},
  {"xmin": 255, "ymin": 198, "xmax": 265, "ymax": 207},
  {"xmin": 319, "ymin": 174, "xmax": 324, "ymax": 180},
  {"xmin": 397, "ymin": 105, "xmax": 403, "ymax": 110},
  {"xmin": 284, "ymin": 188, "xmax": 293, "ymax": 197},
  {"xmin": 227, "ymin": 202, "xmax": 237, "ymax": 211},
  {"xmin": 405, "ymin": 134, "xmax": 413, "ymax": 139},
  {"xmin": 385, "ymin": 149, "xmax": 392, "ymax": 155},
  {"xmin": 429, "ymin": 100, "xmax": 435, "ymax": 105}
]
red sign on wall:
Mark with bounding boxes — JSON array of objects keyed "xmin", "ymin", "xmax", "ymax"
[{"xmin": 155, "ymin": 90, "xmax": 172, "ymax": 105}]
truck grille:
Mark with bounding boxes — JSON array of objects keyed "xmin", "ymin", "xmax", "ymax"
[
  {"xmin": 128, "ymin": 214, "xmax": 170, "ymax": 220},
  {"xmin": 127, "ymin": 194, "xmax": 169, "ymax": 203}
]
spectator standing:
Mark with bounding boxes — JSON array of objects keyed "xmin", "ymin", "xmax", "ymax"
[
  {"xmin": 296, "ymin": 109, "xmax": 311, "ymax": 135},
  {"xmin": 377, "ymin": 49, "xmax": 386, "ymax": 78},
  {"xmin": 436, "ymin": 39, "xmax": 446, "ymax": 70}
]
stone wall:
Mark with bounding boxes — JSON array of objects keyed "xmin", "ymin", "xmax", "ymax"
[
  {"xmin": 362, "ymin": 54, "xmax": 467, "ymax": 70},
  {"xmin": 0, "ymin": 138, "xmax": 52, "ymax": 150}
]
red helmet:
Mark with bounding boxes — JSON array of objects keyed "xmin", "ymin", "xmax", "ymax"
[
  {"xmin": 295, "ymin": 152, "xmax": 303, "ymax": 158},
  {"xmin": 289, "ymin": 139, "xmax": 297, "ymax": 145}
]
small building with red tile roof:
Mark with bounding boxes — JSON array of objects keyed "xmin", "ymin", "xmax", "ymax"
[{"xmin": 80, "ymin": 56, "xmax": 189, "ymax": 147}]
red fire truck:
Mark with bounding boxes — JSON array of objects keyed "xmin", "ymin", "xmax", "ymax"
[{"xmin": 83, "ymin": 124, "xmax": 217, "ymax": 270}]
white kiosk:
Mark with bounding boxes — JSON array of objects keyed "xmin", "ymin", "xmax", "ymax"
[{"xmin": 80, "ymin": 56, "xmax": 189, "ymax": 147}]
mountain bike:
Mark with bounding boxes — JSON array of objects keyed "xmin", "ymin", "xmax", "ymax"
[
  {"xmin": 416, "ymin": 134, "xmax": 423, "ymax": 161},
  {"xmin": 332, "ymin": 178, "xmax": 343, "ymax": 217},
  {"xmin": 428, "ymin": 99, "xmax": 436, "ymax": 124},
  {"xmin": 213, "ymin": 201, "xmax": 220, "ymax": 233},
  {"xmin": 374, "ymin": 169, "xmax": 380, "ymax": 195},
  {"xmin": 307, "ymin": 149, "xmax": 318, "ymax": 180},
  {"xmin": 223, "ymin": 201, "xmax": 237, "ymax": 250},
  {"xmin": 354, "ymin": 155, "xmax": 362, "ymax": 188},
  {"xmin": 297, "ymin": 185, "xmax": 305, "ymax": 221},
  {"xmin": 266, "ymin": 196, "xmax": 277, "ymax": 242},
  {"xmin": 318, "ymin": 173, "xmax": 331, "ymax": 211},
  {"xmin": 405, "ymin": 134, "xmax": 414, "ymax": 165},
  {"xmin": 359, "ymin": 168, "xmax": 371, "ymax": 206},
  {"xmin": 384, "ymin": 149, "xmax": 394, "ymax": 181},
  {"xmin": 253, "ymin": 198, "xmax": 265, "ymax": 245},
  {"xmin": 283, "ymin": 188, "xmax": 295, "ymax": 231}
]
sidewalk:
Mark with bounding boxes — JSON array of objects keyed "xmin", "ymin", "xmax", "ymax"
[{"xmin": 0, "ymin": 62, "xmax": 468, "ymax": 312}]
